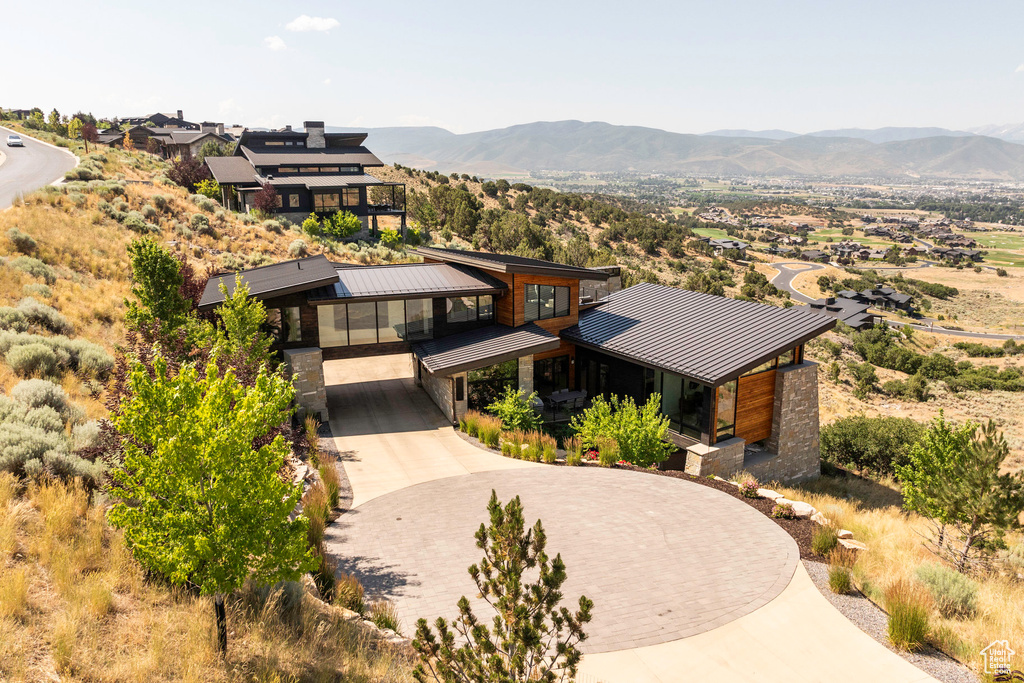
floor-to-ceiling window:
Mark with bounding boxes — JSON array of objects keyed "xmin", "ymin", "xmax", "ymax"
[
  {"xmin": 316, "ymin": 298, "xmax": 437, "ymax": 347},
  {"xmin": 534, "ymin": 355, "xmax": 570, "ymax": 396},
  {"xmin": 715, "ymin": 380, "xmax": 737, "ymax": 442}
]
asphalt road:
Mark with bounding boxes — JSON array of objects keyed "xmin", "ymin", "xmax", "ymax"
[
  {"xmin": 0, "ymin": 126, "xmax": 77, "ymax": 209},
  {"xmin": 769, "ymin": 261, "xmax": 1024, "ymax": 340}
]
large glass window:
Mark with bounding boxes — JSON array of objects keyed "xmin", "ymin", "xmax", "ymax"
[
  {"xmin": 314, "ymin": 193, "xmax": 340, "ymax": 212},
  {"xmin": 317, "ymin": 304, "xmax": 348, "ymax": 347},
  {"xmin": 377, "ymin": 300, "xmax": 404, "ymax": 343},
  {"xmin": 779, "ymin": 347, "xmax": 796, "ymax": 367},
  {"xmin": 347, "ymin": 302, "xmax": 377, "ymax": 345},
  {"xmin": 342, "ymin": 188, "xmax": 360, "ymax": 207},
  {"xmin": 680, "ymin": 379, "xmax": 704, "ymax": 439},
  {"xmin": 534, "ymin": 355, "xmax": 570, "ymax": 396},
  {"xmin": 288, "ymin": 193, "xmax": 300, "ymax": 208},
  {"xmin": 405, "ymin": 298, "xmax": 433, "ymax": 340},
  {"xmin": 742, "ymin": 357, "xmax": 777, "ymax": 377},
  {"xmin": 659, "ymin": 372, "xmax": 682, "ymax": 431},
  {"xmin": 716, "ymin": 381, "xmax": 737, "ymax": 442},
  {"xmin": 524, "ymin": 284, "xmax": 571, "ymax": 322},
  {"xmin": 479, "ymin": 295, "xmax": 494, "ymax": 320},
  {"xmin": 268, "ymin": 307, "xmax": 302, "ymax": 343}
]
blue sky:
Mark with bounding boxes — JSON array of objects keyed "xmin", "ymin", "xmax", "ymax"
[{"xmin": 6, "ymin": 0, "xmax": 1024, "ymax": 134}]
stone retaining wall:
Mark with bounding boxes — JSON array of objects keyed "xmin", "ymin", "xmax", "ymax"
[
  {"xmin": 760, "ymin": 361, "xmax": 821, "ymax": 482},
  {"xmin": 282, "ymin": 348, "xmax": 328, "ymax": 422}
]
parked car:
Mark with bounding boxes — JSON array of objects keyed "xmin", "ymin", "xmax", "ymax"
[{"xmin": 6, "ymin": 134, "xmax": 23, "ymax": 147}]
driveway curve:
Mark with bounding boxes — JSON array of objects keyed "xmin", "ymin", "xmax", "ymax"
[
  {"xmin": 0, "ymin": 126, "xmax": 77, "ymax": 209},
  {"xmin": 326, "ymin": 466, "xmax": 798, "ymax": 654}
]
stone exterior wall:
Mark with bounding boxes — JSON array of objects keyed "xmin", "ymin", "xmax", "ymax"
[
  {"xmin": 757, "ymin": 361, "xmax": 821, "ymax": 483},
  {"xmin": 452, "ymin": 371, "xmax": 468, "ymax": 422},
  {"xmin": 684, "ymin": 437, "xmax": 745, "ymax": 477},
  {"xmin": 282, "ymin": 348, "xmax": 328, "ymax": 422},
  {"xmin": 518, "ymin": 355, "xmax": 534, "ymax": 395},
  {"xmin": 420, "ymin": 362, "xmax": 454, "ymax": 424}
]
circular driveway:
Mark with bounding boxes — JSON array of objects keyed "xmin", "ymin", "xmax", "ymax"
[{"xmin": 325, "ymin": 466, "xmax": 798, "ymax": 653}]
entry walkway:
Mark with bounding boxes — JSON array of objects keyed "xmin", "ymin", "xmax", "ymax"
[{"xmin": 322, "ymin": 354, "xmax": 536, "ymax": 507}]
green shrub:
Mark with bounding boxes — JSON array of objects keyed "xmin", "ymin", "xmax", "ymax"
[
  {"xmin": 122, "ymin": 211, "xmax": 150, "ymax": 233},
  {"xmin": 540, "ymin": 433, "xmax": 557, "ymax": 464},
  {"xmin": 263, "ymin": 220, "xmax": 283, "ymax": 234},
  {"xmin": 564, "ymin": 436, "xmax": 583, "ymax": 466},
  {"xmin": 820, "ymin": 415, "xmax": 925, "ymax": 475},
  {"xmin": 570, "ymin": 393, "xmax": 672, "ymax": 468},
  {"xmin": 885, "ymin": 579, "xmax": 930, "ymax": 651},
  {"xmin": 8, "ymin": 256, "xmax": 57, "ymax": 284},
  {"xmin": 828, "ymin": 565, "xmax": 853, "ymax": 594},
  {"xmin": 380, "ymin": 228, "xmax": 402, "ymax": 249},
  {"xmin": 288, "ymin": 239, "xmax": 308, "ymax": 257},
  {"xmin": 334, "ymin": 573, "xmax": 365, "ymax": 615},
  {"xmin": 22, "ymin": 283, "xmax": 51, "ymax": 298},
  {"xmin": 15, "ymin": 298, "xmax": 72, "ymax": 335},
  {"xmin": 369, "ymin": 600, "xmax": 401, "ymax": 634},
  {"xmin": 523, "ymin": 431, "xmax": 543, "ymax": 462},
  {"xmin": 772, "ymin": 502, "xmax": 796, "ymax": 519},
  {"xmin": 487, "ymin": 385, "xmax": 541, "ymax": 431},
  {"xmin": 500, "ymin": 430, "xmax": 526, "ymax": 459},
  {"xmin": 6, "ymin": 228, "xmax": 37, "ymax": 254},
  {"xmin": 812, "ymin": 525, "xmax": 839, "ymax": 556},
  {"xmin": 6, "ymin": 343, "xmax": 58, "ymax": 377},
  {"xmin": 322, "ymin": 211, "xmax": 363, "ymax": 239},
  {"xmin": 190, "ymin": 213, "xmax": 211, "ymax": 233},
  {"xmin": 10, "ymin": 379, "xmax": 69, "ymax": 414},
  {"xmin": 740, "ymin": 480, "xmax": 760, "ymax": 498},
  {"xmin": 914, "ymin": 564, "xmax": 978, "ymax": 619},
  {"xmin": 460, "ymin": 409, "xmax": 483, "ymax": 437}
]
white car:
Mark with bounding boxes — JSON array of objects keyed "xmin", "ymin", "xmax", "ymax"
[{"xmin": 6, "ymin": 134, "xmax": 23, "ymax": 147}]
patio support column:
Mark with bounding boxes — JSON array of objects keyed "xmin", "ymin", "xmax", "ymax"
[{"xmin": 518, "ymin": 355, "xmax": 534, "ymax": 395}]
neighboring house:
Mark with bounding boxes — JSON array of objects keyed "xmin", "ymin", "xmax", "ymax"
[
  {"xmin": 197, "ymin": 248, "xmax": 836, "ymax": 482},
  {"xmin": 709, "ymin": 238, "xmax": 748, "ymax": 257},
  {"xmin": 97, "ymin": 122, "xmax": 231, "ymax": 159},
  {"xmin": 205, "ymin": 121, "xmax": 405, "ymax": 227},
  {"xmin": 836, "ymin": 286, "xmax": 914, "ymax": 313},
  {"xmin": 807, "ymin": 297, "xmax": 879, "ymax": 330},
  {"xmin": 800, "ymin": 249, "xmax": 828, "ymax": 262},
  {"xmin": 930, "ymin": 246, "xmax": 983, "ymax": 263},
  {"xmin": 122, "ymin": 109, "xmax": 198, "ymax": 130}
]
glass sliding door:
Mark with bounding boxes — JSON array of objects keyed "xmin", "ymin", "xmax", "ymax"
[
  {"xmin": 347, "ymin": 302, "xmax": 377, "ymax": 345},
  {"xmin": 377, "ymin": 300, "xmax": 404, "ymax": 343},
  {"xmin": 404, "ymin": 298, "xmax": 433, "ymax": 340},
  {"xmin": 317, "ymin": 304, "xmax": 348, "ymax": 347}
]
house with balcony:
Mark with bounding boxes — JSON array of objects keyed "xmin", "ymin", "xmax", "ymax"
[
  {"xmin": 204, "ymin": 121, "xmax": 405, "ymax": 229},
  {"xmin": 198, "ymin": 247, "xmax": 835, "ymax": 482}
]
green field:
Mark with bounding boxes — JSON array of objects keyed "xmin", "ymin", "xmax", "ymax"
[
  {"xmin": 693, "ymin": 227, "xmax": 730, "ymax": 239},
  {"xmin": 972, "ymin": 232, "xmax": 1024, "ymax": 250}
]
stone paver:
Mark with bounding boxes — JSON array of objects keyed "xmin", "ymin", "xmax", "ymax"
[{"xmin": 325, "ymin": 466, "xmax": 798, "ymax": 654}]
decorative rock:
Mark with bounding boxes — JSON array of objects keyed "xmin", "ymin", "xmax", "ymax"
[
  {"xmin": 757, "ymin": 488, "xmax": 784, "ymax": 501},
  {"xmin": 776, "ymin": 499, "xmax": 816, "ymax": 518},
  {"xmin": 839, "ymin": 538, "xmax": 867, "ymax": 551},
  {"xmin": 712, "ymin": 476, "xmax": 729, "ymax": 482},
  {"xmin": 810, "ymin": 512, "xmax": 831, "ymax": 526},
  {"xmin": 838, "ymin": 529, "xmax": 853, "ymax": 539}
]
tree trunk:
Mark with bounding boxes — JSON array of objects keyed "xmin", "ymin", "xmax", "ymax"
[
  {"xmin": 955, "ymin": 516, "xmax": 980, "ymax": 574},
  {"xmin": 215, "ymin": 593, "xmax": 227, "ymax": 655}
]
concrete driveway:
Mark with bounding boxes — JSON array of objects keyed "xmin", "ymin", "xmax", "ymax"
[{"xmin": 322, "ymin": 353, "xmax": 939, "ymax": 683}]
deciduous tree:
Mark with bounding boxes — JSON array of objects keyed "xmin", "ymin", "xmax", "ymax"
[
  {"xmin": 109, "ymin": 354, "xmax": 313, "ymax": 653},
  {"xmin": 167, "ymin": 155, "xmax": 211, "ymax": 192},
  {"xmin": 252, "ymin": 182, "xmax": 280, "ymax": 216}
]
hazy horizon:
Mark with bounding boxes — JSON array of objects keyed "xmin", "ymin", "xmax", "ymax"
[{"xmin": 5, "ymin": 0, "xmax": 1023, "ymax": 135}]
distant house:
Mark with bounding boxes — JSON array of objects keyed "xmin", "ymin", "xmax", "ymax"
[
  {"xmin": 122, "ymin": 109, "xmax": 199, "ymax": 130},
  {"xmin": 709, "ymin": 238, "xmax": 748, "ymax": 258},
  {"xmin": 800, "ymin": 249, "xmax": 828, "ymax": 262},
  {"xmin": 930, "ymin": 246, "xmax": 983, "ymax": 263},
  {"xmin": 204, "ymin": 121, "xmax": 405, "ymax": 228},
  {"xmin": 847, "ymin": 286, "xmax": 913, "ymax": 313},
  {"xmin": 807, "ymin": 297, "xmax": 879, "ymax": 330},
  {"xmin": 98, "ymin": 122, "xmax": 232, "ymax": 159},
  {"xmin": 904, "ymin": 246, "xmax": 927, "ymax": 256}
]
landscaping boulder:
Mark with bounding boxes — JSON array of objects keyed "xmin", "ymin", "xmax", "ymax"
[
  {"xmin": 757, "ymin": 488, "xmax": 784, "ymax": 501},
  {"xmin": 838, "ymin": 529, "xmax": 853, "ymax": 539},
  {"xmin": 839, "ymin": 538, "xmax": 867, "ymax": 551},
  {"xmin": 810, "ymin": 512, "xmax": 831, "ymax": 526},
  {"xmin": 776, "ymin": 498, "xmax": 816, "ymax": 518}
]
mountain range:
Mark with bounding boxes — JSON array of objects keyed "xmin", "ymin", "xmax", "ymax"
[{"xmin": 330, "ymin": 121, "xmax": 1024, "ymax": 180}]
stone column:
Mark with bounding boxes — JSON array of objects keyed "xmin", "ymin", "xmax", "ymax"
[
  {"xmin": 763, "ymin": 361, "xmax": 821, "ymax": 482},
  {"xmin": 518, "ymin": 355, "xmax": 534, "ymax": 395},
  {"xmin": 684, "ymin": 437, "xmax": 746, "ymax": 478},
  {"xmin": 282, "ymin": 348, "xmax": 328, "ymax": 423},
  {"xmin": 453, "ymin": 371, "xmax": 469, "ymax": 422}
]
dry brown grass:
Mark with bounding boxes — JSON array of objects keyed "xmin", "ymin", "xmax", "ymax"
[
  {"xmin": 774, "ymin": 474, "xmax": 1024, "ymax": 671},
  {"xmin": 0, "ymin": 473, "xmax": 413, "ymax": 682}
]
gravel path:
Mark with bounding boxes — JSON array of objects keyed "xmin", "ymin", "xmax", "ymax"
[{"xmin": 803, "ymin": 561, "xmax": 979, "ymax": 683}]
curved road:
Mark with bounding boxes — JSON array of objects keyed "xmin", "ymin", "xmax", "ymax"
[
  {"xmin": 769, "ymin": 262, "xmax": 1024, "ymax": 340},
  {"xmin": 0, "ymin": 125, "xmax": 78, "ymax": 209}
]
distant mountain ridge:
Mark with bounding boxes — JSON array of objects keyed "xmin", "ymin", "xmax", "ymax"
[{"xmin": 328, "ymin": 120, "xmax": 1024, "ymax": 180}]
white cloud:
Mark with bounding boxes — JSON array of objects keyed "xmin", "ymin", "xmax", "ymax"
[
  {"xmin": 264, "ymin": 35, "xmax": 286, "ymax": 51},
  {"xmin": 286, "ymin": 15, "xmax": 339, "ymax": 32},
  {"xmin": 1016, "ymin": 64, "xmax": 1024, "ymax": 73},
  {"xmin": 323, "ymin": 78, "xmax": 331, "ymax": 85}
]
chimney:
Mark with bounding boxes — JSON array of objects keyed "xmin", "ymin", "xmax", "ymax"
[
  {"xmin": 304, "ymin": 120, "xmax": 325, "ymax": 149},
  {"xmin": 216, "ymin": 123, "xmax": 224, "ymax": 136},
  {"xmin": 176, "ymin": 109, "xmax": 183, "ymax": 120},
  {"xmin": 200, "ymin": 121, "xmax": 215, "ymax": 133}
]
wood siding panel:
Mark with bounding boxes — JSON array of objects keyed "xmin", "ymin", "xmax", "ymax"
[
  {"xmin": 735, "ymin": 370, "xmax": 776, "ymax": 444},
  {"xmin": 510, "ymin": 274, "xmax": 579, "ymax": 332}
]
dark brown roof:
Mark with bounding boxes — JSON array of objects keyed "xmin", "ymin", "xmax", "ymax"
[
  {"xmin": 205, "ymin": 156, "xmax": 257, "ymax": 184},
  {"xmin": 413, "ymin": 247, "xmax": 610, "ymax": 281},
  {"xmin": 307, "ymin": 263, "xmax": 506, "ymax": 302},
  {"xmin": 561, "ymin": 282, "xmax": 835, "ymax": 386},
  {"xmin": 264, "ymin": 173, "xmax": 393, "ymax": 188},
  {"xmin": 239, "ymin": 146, "xmax": 383, "ymax": 167},
  {"xmin": 414, "ymin": 324, "xmax": 560, "ymax": 376},
  {"xmin": 198, "ymin": 255, "xmax": 339, "ymax": 311}
]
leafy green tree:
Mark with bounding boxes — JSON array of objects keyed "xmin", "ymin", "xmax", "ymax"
[
  {"xmin": 412, "ymin": 492, "xmax": 592, "ymax": 682},
  {"xmin": 487, "ymin": 385, "xmax": 541, "ymax": 431},
  {"xmin": 108, "ymin": 354, "xmax": 313, "ymax": 653},
  {"xmin": 896, "ymin": 412, "xmax": 975, "ymax": 556},
  {"xmin": 321, "ymin": 211, "xmax": 362, "ymax": 239},
  {"xmin": 195, "ymin": 178, "xmax": 221, "ymax": 201},
  {"xmin": 570, "ymin": 394, "xmax": 672, "ymax": 468},
  {"xmin": 125, "ymin": 239, "xmax": 192, "ymax": 336},
  {"xmin": 206, "ymin": 278, "xmax": 276, "ymax": 383},
  {"xmin": 67, "ymin": 117, "xmax": 82, "ymax": 142},
  {"xmin": 847, "ymin": 361, "xmax": 877, "ymax": 399}
]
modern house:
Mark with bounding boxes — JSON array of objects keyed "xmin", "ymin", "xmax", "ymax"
[
  {"xmin": 204, "ymin": 122, "xmax": 405, "ymax": 228},
  {"xmin": 807, "ymin": 297, "xmax": 879, "ymax": 330},
  {"xmin": 198, "ymin": 248, "xmax": 835, "ymax": 482},
  {"xmin": 121, "ymin": 110, "xmax": 198, "ymax": 129},
  {"xmin": 832, "ymin": 286, "xmax": 914, "ymax": 314},
  {"xmin": 800, "ymin": 249, "xmax": 828, "ymax": 262},
  {"xmin": 708, "ymin": 238, "xmax": 749, "ymax": 257},
  {"xmin": 97, "ymin": 123, "xmax": 232, "ymax": 159}
]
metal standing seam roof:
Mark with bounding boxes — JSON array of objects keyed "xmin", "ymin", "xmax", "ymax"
[
  {"xmin": 197, "ymin": 255, "xmax": 340, "ymax": 311},
  {"xmin": 561, "ymin": 282, "xmax": 836, "ymax": 386},
  {"xmin": 205, "ymin": 156, "xmax": 259, "ymax": 184},
  {"xmin": 413, "ymin": 324, "xmax": 561, "ymax": 376},
  {"xmin": 306, "ymin": 263, "xmax": 507, "ymax": 302},
  {"xmin": 413, "ymin": 247, "xmax": 610, "ymax": 281},
  {"xmin": 238, "ymin": 146, "xmax": 384, "ymax": 167}
]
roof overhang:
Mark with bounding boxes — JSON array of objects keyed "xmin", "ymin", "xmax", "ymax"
[
  {"xmin": 413, "ymin": 324, "xmax": 560, "ymax": 376},
  {"xmin": 412, "ymin": 247, "xmax": 610, "ymax": 281},
  {"xmin": 198, "ymin": 255, "xmax": 340, "ymax": 311}
]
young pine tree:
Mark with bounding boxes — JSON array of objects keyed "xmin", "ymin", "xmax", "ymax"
[{"xmin": 412, "ymin": 491, "xmax": 593, "ymax": 682}]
